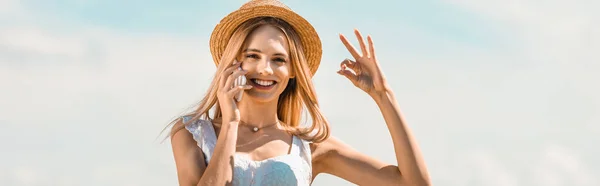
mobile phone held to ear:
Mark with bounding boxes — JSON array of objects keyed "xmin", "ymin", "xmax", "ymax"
[{"xmin": 233, "ymin": 66, "xmax": 247, "ymax": 102}]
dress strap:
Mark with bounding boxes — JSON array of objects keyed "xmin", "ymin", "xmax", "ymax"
[
  {"xmin": 296, "ymin": 136, "xmax": 313, "ymax": 179},
  {"xmin": 292, "ymin": 136, "xmax": 311, "ymax": 161},
  {"xmin": 289, "ymin": 135, "xmax": 300, "ymax": 155},
  {"xmin": 183, "ymin": 116, "xmax": 217, "ymax": 164}
]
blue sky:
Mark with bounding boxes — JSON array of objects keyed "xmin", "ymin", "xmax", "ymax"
[{"xmin": 1, "ymin": 0, "xmax": 599, "ymax": 185}]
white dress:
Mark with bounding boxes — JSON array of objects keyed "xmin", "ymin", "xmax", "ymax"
[{"xmin": 183, "ymin": 116, "xmax": 313, "ymax": 186}]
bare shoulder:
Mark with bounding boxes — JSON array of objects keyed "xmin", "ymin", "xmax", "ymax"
[
  {"xmin": 170, "ymin": 117, "xmax": 198, "ymax": 155},
  {"xmin": 310, "ymin": 136, "xmax": 350, "ymax": 158},
  {"xmin": 310, "ymin": 136, "xmax": 354, "ymax": 175},
  {"xmin": 170, "ymin": 117, "xmax": 188, "ymax": 139},
  {"xmin": 170, "ymin": 116, "xmax": 207, "ymax": 185}
]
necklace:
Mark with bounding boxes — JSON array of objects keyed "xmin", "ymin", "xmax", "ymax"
[{"xmin": 240, "ymin": 121, "xmax": 279, "ymax": 132}]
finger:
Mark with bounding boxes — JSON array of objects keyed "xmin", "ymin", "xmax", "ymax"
[
  {"xmin": 354, "ymin": 29, "xmax": 369, "ymax": 58},
  {"xmin": 220, "ymin": 61, "xmax": 242, "ymax": 88},
  {"xmin": 339, "ymin": 34, "xmax": 361, "ymax": 59},
  {"xmin": 227, "ymin": 85, "xmax": 253, "ymax": 95},
  {"xmin": 367, "ymin": 35, "xmax": 376, "ymax": 60},
  {"xmin": 224, "ymin": 68, "xmax": 247, "ymax": 91},
  {"xmin": 337, "ymin": 69, "xmax": 358, "ymax": 83},
  {"xmin": 340, "ymin": 58, "xmax": 357, "ymax": 71}
]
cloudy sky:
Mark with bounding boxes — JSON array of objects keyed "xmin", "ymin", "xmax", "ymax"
[{"xmin": 1, "ymin": 0, "xmax": 599, "ymax": 185}]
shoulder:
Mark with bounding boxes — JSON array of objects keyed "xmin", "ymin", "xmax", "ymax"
[
  {"xmin": 309, "ymin": 136, "xmax": 354, "ymax": 174},
  {"xmin": 170, "ymin": 115, "xmax": 195, "ymax": 144},
  {"xmin": 170, "ymin": 115, "xmax": 195, "ymax": 136},
  {"xmin": 171, "ymin": 116, "xmax": 216, "ymax": 141},
  {"xmin": 170, "ymin": 115, "xmax": 209, "ymax": 184},
  {"xmin": 170, "ymin": 115, "xmax": 215, "ymax": 145},
  {"xmin": 310, "ymin": 136, "xmax": 352, "ymax": 158}
]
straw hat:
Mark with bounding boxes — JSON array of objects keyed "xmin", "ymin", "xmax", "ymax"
[{"xmin": 209, "ymin": 0, "xmax": 322, "ymax": 76}]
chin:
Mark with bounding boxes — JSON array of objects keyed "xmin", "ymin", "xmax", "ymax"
[{"xmin": 244, "ymin": 92, "xmax": 281, "ymax": 103}]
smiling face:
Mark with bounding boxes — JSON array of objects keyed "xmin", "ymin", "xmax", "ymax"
[{"xmin": 238, "ymin": 24, "xmax": 294, "ymax": 103}]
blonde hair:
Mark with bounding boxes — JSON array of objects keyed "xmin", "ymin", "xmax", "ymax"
[{"xmin": 165, "ymin": 17, "xmax": 330, "ymax": 143}]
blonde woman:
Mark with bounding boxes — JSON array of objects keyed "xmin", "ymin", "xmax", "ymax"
[{"xmin": 168, "ymin": 0, "xmax": 431, "ymax": 185}]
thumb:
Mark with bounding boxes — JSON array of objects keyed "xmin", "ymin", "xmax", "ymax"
[{"xmin": 337, "ymin": 69, "xmax": 358, "ymax": 84}]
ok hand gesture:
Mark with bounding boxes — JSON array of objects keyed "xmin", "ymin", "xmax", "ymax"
[{"xmin": 337, "ymin": 29, "xmax": 391, "ymax": 97}]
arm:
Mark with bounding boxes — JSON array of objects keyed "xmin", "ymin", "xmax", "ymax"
[
  {"xmin": 372, "ymin": 89, "xmax": 430, "ymax": 186},
  {"xmin": 170, "ymin": 120, "xmax": 207, "ymax": 186},
  {"xmin": 171, "ymin": 61, "xmax": 250, "ymax": 186},
  {"xmin": 314, "ymin": 29, "xmax": 430, "ymax": 186},
  {"xmin": 199, "ymin": 120, "xmax": 239, "ymax": 185},
  {"xmin": 312, "ymin": 136, "xmax": 405, "ymax": 186},
  {"xmin": 170, "ymin": 119, "xmax": 240, "ymax": 186},
  {"xmin": 312, "ymin": 94, "xmax": 431, "ymax": 186}
]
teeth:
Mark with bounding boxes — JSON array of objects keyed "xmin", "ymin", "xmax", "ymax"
[{"xmin": 253, "ymin": 79, "xmax": 274, "ymax": 86}]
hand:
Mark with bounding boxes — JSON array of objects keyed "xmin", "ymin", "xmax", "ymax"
[
  {"xmin": 217, "ymin": 60, "xmax": 252, "ymax": 123},
  {"xmin": 337, "ymin": 29, "xmax": 391, "ymax": 97}
]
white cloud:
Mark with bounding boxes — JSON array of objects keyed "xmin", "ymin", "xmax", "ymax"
[
  {"xmin": 443, "ymin": 0, "xmax": 599, "ymax": 59},
  {"xmin": 0, "ymin": 0, "xmax": 21, "ymax": 14},
  {"xmin": 0, "ymin": 25, "xmax": 214, "ymax": 186},
  {"xmin": 467, "ymin": 151, "xmax": 518, "ymax": 186},
  {"xmin": 12, "ymin": 166, "xmax": 47, "ymax": 186},
  {"xmin": 533, "ymin": 145, "xmax": 598, "ymax": 186},
  {"xmin": 0, "ymin": 25, "xmax": 214, "ymax": 122},
  {"xmin": 0, "ymin": 28, "xmax": 87, "ymax": 58}
]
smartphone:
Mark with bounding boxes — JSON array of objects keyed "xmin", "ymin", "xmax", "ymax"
[{"xmin": 233, "ymin": 66, "xmax": 247, "ymax": 102}]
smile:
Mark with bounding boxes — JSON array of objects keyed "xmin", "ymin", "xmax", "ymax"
[{"xmin": 250, "ymin": 78, "xmax": 277, "ymax": 89}]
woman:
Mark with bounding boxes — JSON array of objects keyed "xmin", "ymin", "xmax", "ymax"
[{"xmin": 168, "ymin": 0, "xmax": 431, "ymax": 185}]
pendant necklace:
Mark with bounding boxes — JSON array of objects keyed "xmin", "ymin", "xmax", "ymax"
[{"xmin": 241, "ymin": 121, "xmax": 279, "ymax": 132}]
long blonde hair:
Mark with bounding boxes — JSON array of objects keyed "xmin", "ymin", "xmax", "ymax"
[{"xmin": 164, "ymin": 17, "xmax": 330, "ymax": 143}]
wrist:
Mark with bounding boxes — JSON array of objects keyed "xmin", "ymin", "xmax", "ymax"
[
  {"xmin": 218, "ymin": 120, "xmax": 240, "ymax": 135},
  {"xmin": 223, "ymin": 120, "xmax": 240, "ymax": 127},
  {"xmin": 218, "ymin": 117, "xmax": 239, "ymax": 127},
  {"xmin": 369, "ymin": 89, "xmax": 394, "ymax": 103}
]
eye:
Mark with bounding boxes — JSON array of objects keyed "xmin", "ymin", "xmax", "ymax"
[
  {"xmin": 245, "ymin": 54, "xmax": 260, "ymax": 59},
  {"xmin": 273, "ymin": 57, "xmax": 287, "ymax": 63}
]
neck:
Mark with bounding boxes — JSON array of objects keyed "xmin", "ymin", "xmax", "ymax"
[{"xmin": 237, "ymin": 97, "xmax": 279, "ymax": 128}]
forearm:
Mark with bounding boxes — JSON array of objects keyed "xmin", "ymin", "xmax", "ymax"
[
  {"xmin": 197, "ymin": 121, "xmax": 239, "ymax": 186},
  {"xmin": 371, "ymin": 90, "xmax": 431, "ymax": 186}
]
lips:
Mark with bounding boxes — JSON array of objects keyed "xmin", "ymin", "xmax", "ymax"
[
  {"xmin": 253, "ymin": 79, "xmax": 275, "ymax": 86},
  {"xmin": 249, "ymin": 78, "xmax": 277, "ymax": 90}
]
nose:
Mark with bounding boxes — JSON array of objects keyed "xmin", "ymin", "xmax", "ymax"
[{"xmin": 256, "ymin": 58, "xmax": 274, "ymax": 75}]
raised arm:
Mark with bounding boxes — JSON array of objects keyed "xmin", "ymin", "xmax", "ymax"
[
  {"xmin": 312, "ymin": 29, "xmax": 430, "ymax": 186},
  {"xmin": 171, "ymin": 61, "xmax": 252, "ymax": 186}
]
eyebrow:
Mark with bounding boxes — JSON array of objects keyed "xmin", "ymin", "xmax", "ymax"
[{"xmin": 243, "ymin": 48, "xmax": 287, "ymax": 57}]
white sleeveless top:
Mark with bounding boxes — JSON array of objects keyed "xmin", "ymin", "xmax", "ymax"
[{"xmin": 183, "ymin": 116, "xmax": 313, "ymax": 186}]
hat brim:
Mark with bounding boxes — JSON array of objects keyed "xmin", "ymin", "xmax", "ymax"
[{"xmin": 209, "ymin": 5, "xmax": 322, "ymax": 76}]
